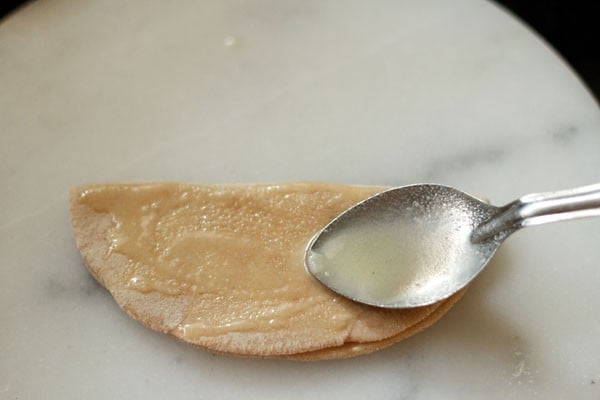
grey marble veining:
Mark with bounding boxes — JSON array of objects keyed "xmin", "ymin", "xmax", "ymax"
[{"xmin": 1, "ymin": 0, "xmax": 600, "ymax": 399}]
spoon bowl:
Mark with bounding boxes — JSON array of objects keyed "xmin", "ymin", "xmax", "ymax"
[{"xmin": 305, "ymin": 183, "xmax": 600, "ymax": 308}]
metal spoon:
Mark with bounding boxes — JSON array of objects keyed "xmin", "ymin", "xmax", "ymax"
[{"xmin": 305, "ymin": 183, "xmax": 600, "ymax": 309}]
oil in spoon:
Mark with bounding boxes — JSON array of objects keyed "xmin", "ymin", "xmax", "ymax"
[
  {"xmin": 306, "ymin": 200, "xmax": 485, "ymax": 307},
  {"xmin": 308, "ymin": 182, "xmax": 600, "ymax": 308}
]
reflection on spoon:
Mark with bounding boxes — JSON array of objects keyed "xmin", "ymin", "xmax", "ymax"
[{"xmin": 305, "ymin": 183, "xmax": 600, "ymax": 308}]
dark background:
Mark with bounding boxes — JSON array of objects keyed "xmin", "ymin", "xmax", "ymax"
[{"xmin": 1, "ymin": 0, "xmax": 598, "ymax": 101}]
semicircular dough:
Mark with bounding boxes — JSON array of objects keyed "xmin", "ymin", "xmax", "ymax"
[{"xmin": 70, "ymin": 182, "xmax": 464, "ymax": 359}]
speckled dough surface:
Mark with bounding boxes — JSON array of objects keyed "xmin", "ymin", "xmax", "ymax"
[{"xmin": 70, "ymin": 182, "xmax": 464, "ymax": 359}]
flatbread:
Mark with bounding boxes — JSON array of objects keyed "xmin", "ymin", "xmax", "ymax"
[{"xmin": 69, "ymin": 182, "xmax": 464, "ymax": 359}]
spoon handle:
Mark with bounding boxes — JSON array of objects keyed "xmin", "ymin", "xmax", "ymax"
[{"xmin": 473, "ymin": 183, "xmax": 600, "ymax": 242}]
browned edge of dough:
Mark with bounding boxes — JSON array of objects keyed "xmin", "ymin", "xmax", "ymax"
[
  {"xmin": 69, "ymin": 188, "xmax": 194, "ymax": 334},
  {"xmin": 284, "ymin": 288, "xmax": 466, "ymax": 361}
]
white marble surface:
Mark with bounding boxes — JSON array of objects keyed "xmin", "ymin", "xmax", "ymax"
[{"xmin": 1, "ymin": 0, "xmax": 600, "ymax": 398}]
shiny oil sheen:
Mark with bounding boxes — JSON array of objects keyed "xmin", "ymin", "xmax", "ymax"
[
  {"xmin": 77, "ymin": 183, "xmax": 397, "ymax": 341},
  {"xmin": 307, "ymin": 182, "xmax": 600, "ymax": 308},
  {"xmin": 307, "ymin": 213, "xmax": 479, "ymax": 307},
  {"xmin": 306, "ymin": 185, "xmax": 499, "ymax": 308}
]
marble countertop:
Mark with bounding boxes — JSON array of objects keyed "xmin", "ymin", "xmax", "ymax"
[{"xmin": 1, "ymin": 0, "xmax": 599, "ymax": 398}]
